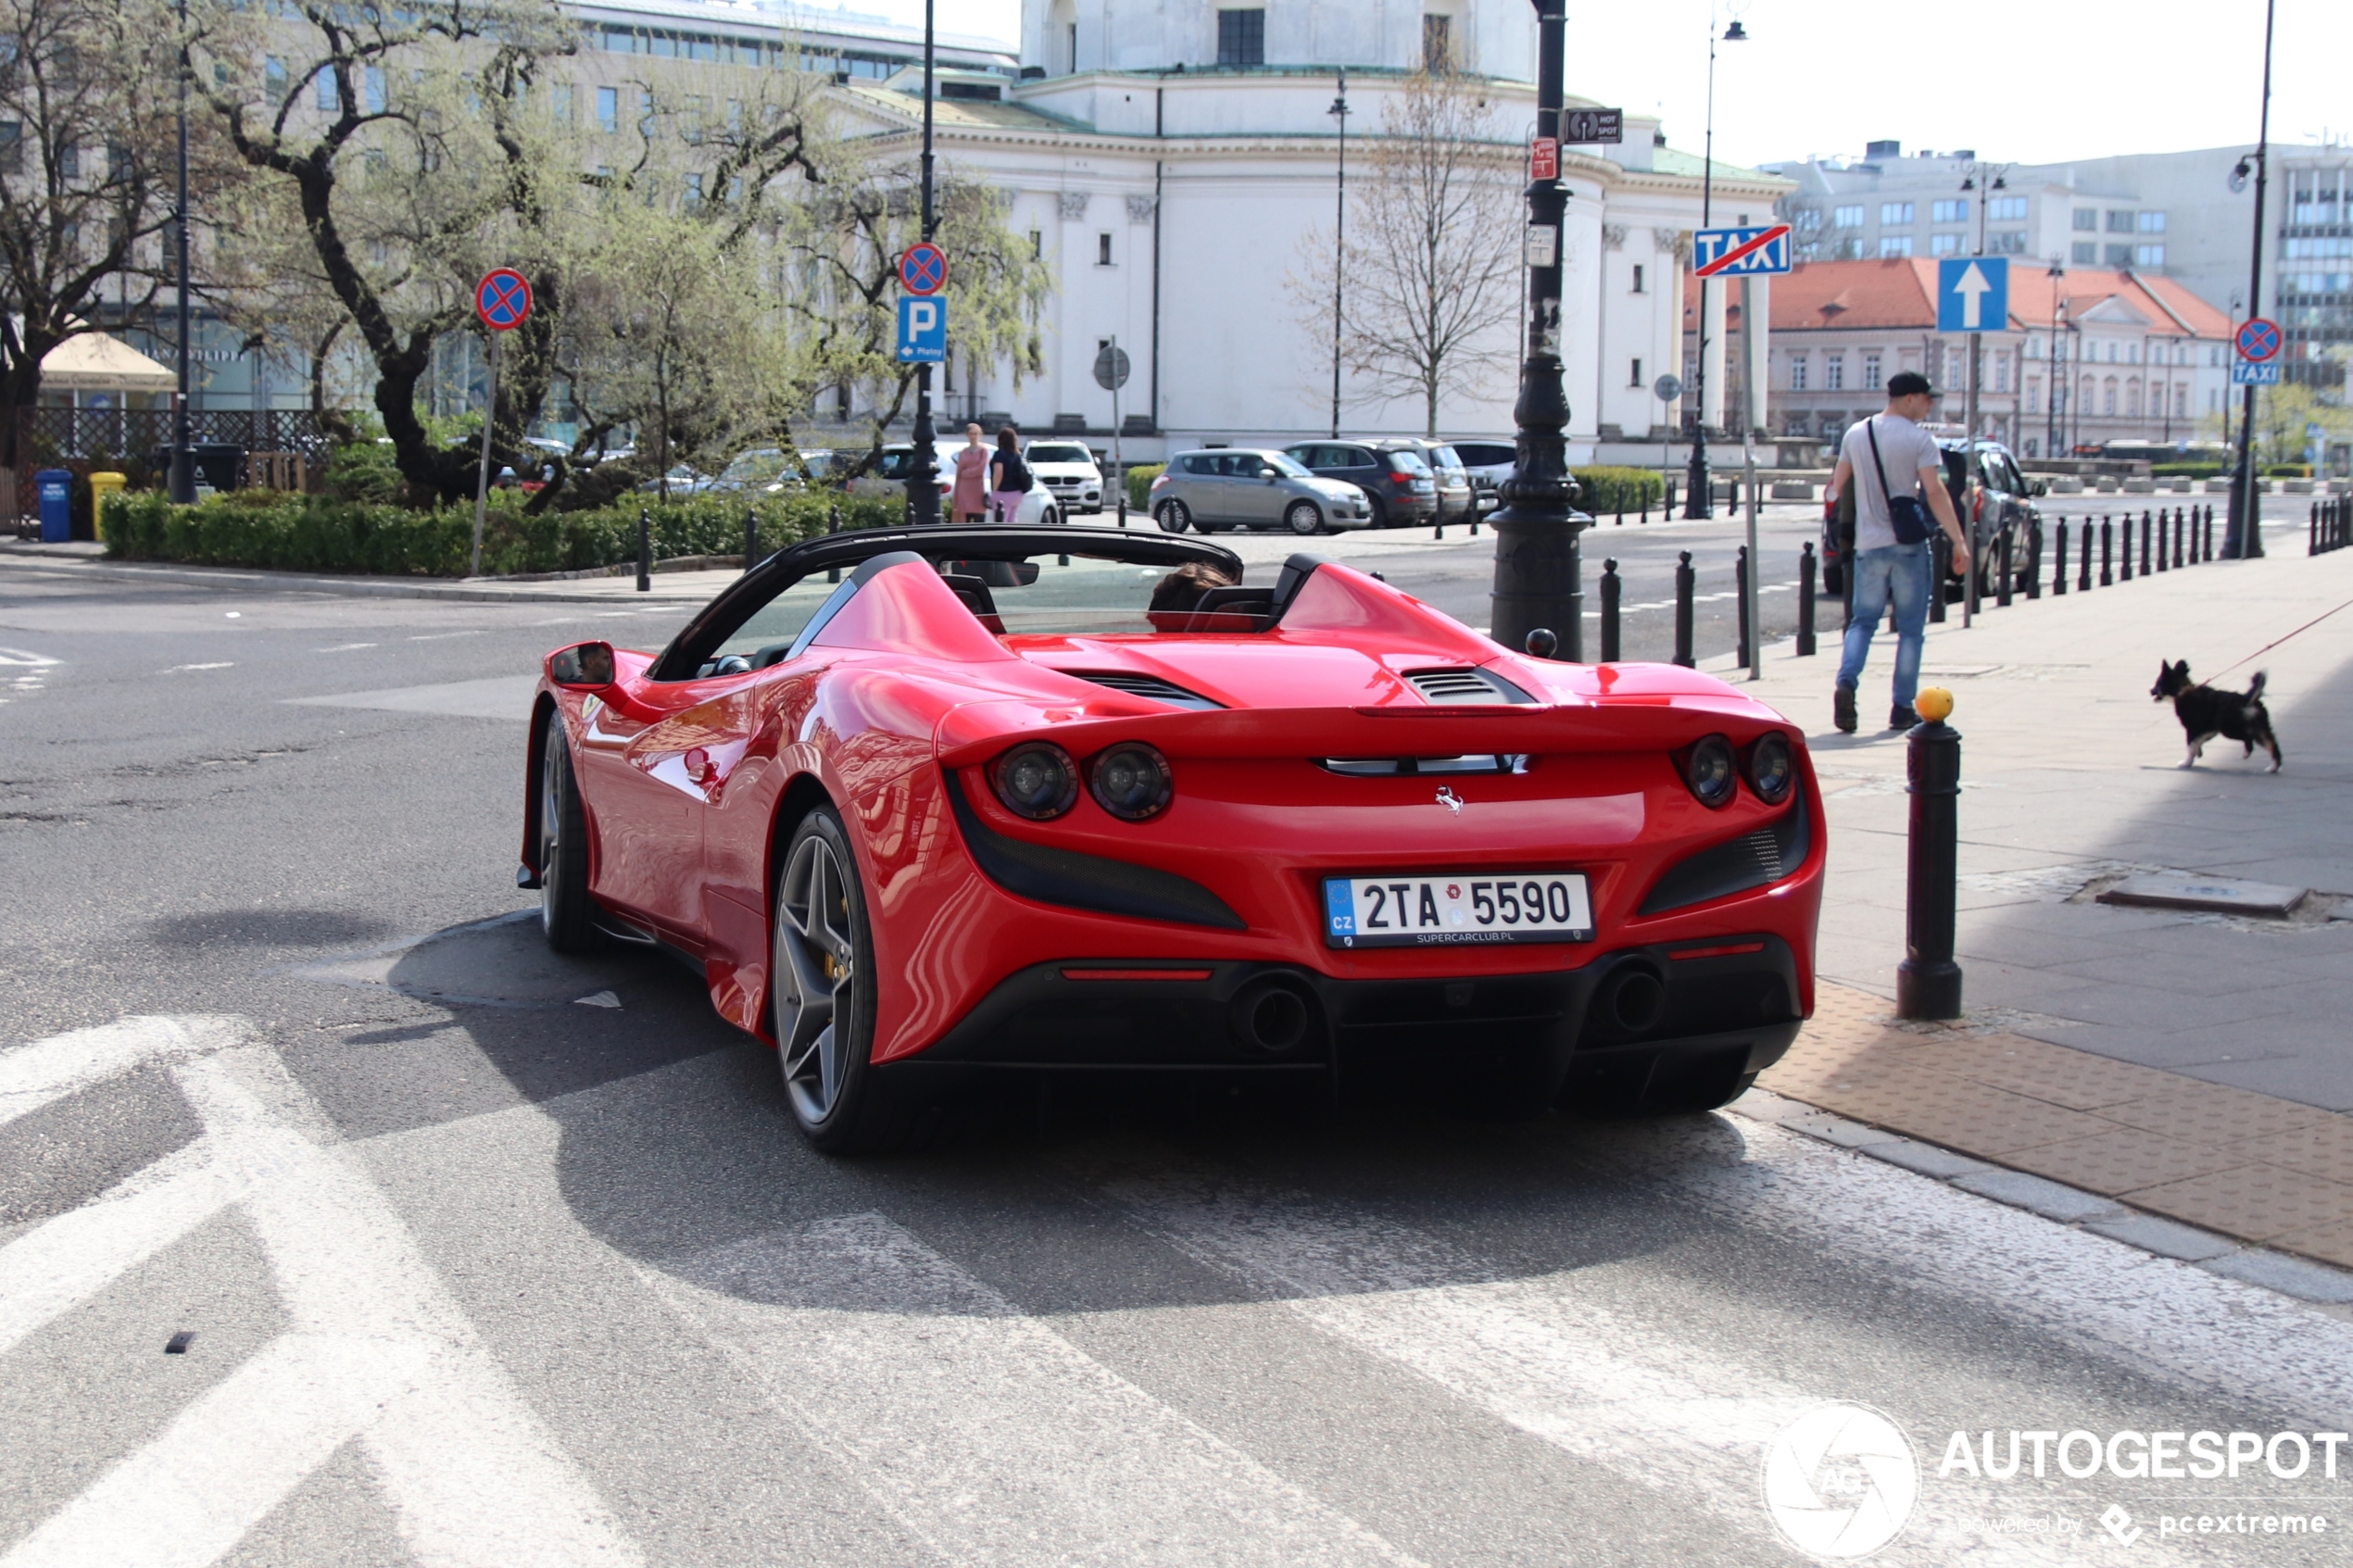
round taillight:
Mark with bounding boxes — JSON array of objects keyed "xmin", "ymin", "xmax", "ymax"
[
  {"xmin": 990, "ymin": 742, "xmax": 1078, "ymax": 820},
  {"xmin": 1746, "ymin": 732, "xmax": 1795, "ymax": 805},
  {"xmin": 1683, "ymin": 734, "xmax": 1737, "ymax": 809},
  {"xmin": 1088, "ymin": 743, "xmax": 1174, "ymax": 821}
]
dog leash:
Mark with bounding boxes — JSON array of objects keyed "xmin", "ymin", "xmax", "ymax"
[{"xmin": 2208, "ymin": 595, "xmax": 2353, "ymax": 680}]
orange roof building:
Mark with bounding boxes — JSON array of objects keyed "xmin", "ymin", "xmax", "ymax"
[{"xmin": 1701, "ymin": 258, "xmax": 2238, "ymax": 458}]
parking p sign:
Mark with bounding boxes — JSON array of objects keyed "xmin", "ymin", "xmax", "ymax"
[{"xmin": 896, "ymin": 295, "xmax": 946, "ymax": 363}]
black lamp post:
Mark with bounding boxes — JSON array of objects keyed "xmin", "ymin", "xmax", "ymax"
[
  {"xmin": 1486, "ymin": 3, "xmax": 1590, "ymax": 659},
  {"xmin": 1327, "ymin": 69, "xmax": 1348, "ymax": 439},
  {"xmin": 2224, "ymin": 0, "xmax": 2276, "ymax": 559},
  {"xmin": 2045, "ymin": 261, "xmax": 2063, "ymax": 458},
  {"xmin": 906, "ymin": 0, "xmax": 940, "ymax": 524},
  {"xmin": 1682, "ymin": 14, "xmax": 1745, "ymax": 519},
  {"xmin": 166, "ymin": 0, "xmax": 195, "ymax": 505}
]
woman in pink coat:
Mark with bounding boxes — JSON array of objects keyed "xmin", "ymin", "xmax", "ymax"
[{"xmin": 950, "ymin": 423, "xmax": 990, "ymax": 523}]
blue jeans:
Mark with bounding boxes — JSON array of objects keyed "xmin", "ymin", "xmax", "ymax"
[{"xmin": 1836, "ymin": 543, "xmax": 1931, "ymax": 710}]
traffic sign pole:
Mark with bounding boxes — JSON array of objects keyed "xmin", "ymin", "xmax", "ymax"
[
  {"xmin": 472, "ymin": 332, "xmax": 500, "ymax": 577},
  {"xmin": 468, "ymin": 269, "xmax": 533, "ymax": 579}
]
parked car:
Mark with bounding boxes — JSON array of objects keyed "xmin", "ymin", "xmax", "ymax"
[
  {"xmin": 849, "ymin": 444, "xmax": 1062, "ymax": 525},
  {"xmin": 1401, "ymin": 439, "xmax": 1477, "ymax": 526},
  {"xmin": 1023, "ymin": 440, "xmax": 1105, "ymax": 514},
  {"xmin": 1819, "ymin": 435, "xmax": 2043, "ymax": 599},
  {"xmin": 1149, "ymin": 449, "xmax": 1375, "ymax": 535},
  {"xmin": 1279, "ymin": 440, "xmax": 1439, "ymax": 528},
  {"xmin": 1451, "ymin": 439, "xmax": 1516, "ymax": 512}
]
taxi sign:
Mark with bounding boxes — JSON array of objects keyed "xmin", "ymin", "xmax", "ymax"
[{"xmin": 1692, "ymin": 225, "xmax": 1793, "ymax": 278}]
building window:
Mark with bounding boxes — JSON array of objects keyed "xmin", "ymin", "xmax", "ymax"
[
  {"xmin": 2127, "ymin": 380, "xmax": 2141, "ymax": 417},
  {"xmin": 1825, "ymin": 356, "xmax": 1844, "ymax": 390},
  {"xmin": 2133, "ymin": 244, "xmax": 2164, "ymax": 268},
  {"xmin": 2106, "ymin": 210, "xmax": 2134, "ymax": 232},
  {"xmin": 1630, "ymin": 264, "xmax": 1644, "ymax": 294},
  {"xmin": 1863, "ymin": 353, "xmax": 1881, "ymax": 388},
  {"xmin": 1932, "ymin": 199, "xmax": 1966, "ymax": 224},
  {"xmin": 1990, "ymin": 231, "xmax": 2026, "ymax": 254},
  {"xmin": 1097, "ymin": 232, "xmax": 1113, "ymax": 265},
  {"xmin": 1931, "ymin": 233, "xmax": 1960, "ymax": 257},
  {"xmin": 317, "ymin": 69, "xmax": 338, "ymax": 112},
  {"xmin": 1833, "ymin": 204, "xmax": 1864, "ymax": 229},
  {"xmin": 597, "ymin": 85, "xmax": 617, "ymax": 133},
  {"xmin": 1994, "ymin": 353, "xmax": 2010, "ymax": 393},
  {"xmin": 1989, "ymin": 195, "xmax": 2027, "ymax": 221},
  {"xmin": 1832, "ymin": 238, "xmax": 1863, "ymax": 260},
  {"xmin": 1629, "ymin": 357, "xmax": 1643, "ymax": 387},
  {"xmin": 1879, "ymin": 235, "xmax": 1914, "ymax": 257},
  {"xmin": 1793, "ymin": 208, "xmax": 1821, "ymax": 233},
  {"xmin": 2176, "ymin": 383, "xmax": 2187, "ymax": 419},
  {"xmin": 2103, "ymin": 378, "xmax": 2117, "ymax": 415},
  {"xmin": 2072, "ymin": 208, "xmax": 2097, "ymax": 232},
  {"xmin": 1422, "ymin": 13, "xmax": 1453, "ymax": 71},
  {"xmin": 2027, "ymin": 378, "xmax": 2042, "ymax": 414},
  {"xmin": 2138, "ymin": 210, "xmax": 2166, "ymax": 233},
  {"xmin": 550, "ymin": 82, "xmax": 573, "ymax": 124},
  {"xmin": 2104, "ymin": 244, "xmax": 2130, "ymax": 266},
  {"xmin": 1216, "ymin": 9, "xmax": 1265, "ymax": 66},
  {"xmin": 1029, "ymin": 229, "xmax": 1042, "ymax": 257},
  {"xmin": 2071, "ymin": 241, "xmax": 2096, "ymax": 264},
  {"xmin": 1789, "ymin": 355, "xmax": 1807, "ymax": 391},
  {"xmin": 1881, "ymin": 202, "xmax": 1914, "ymax": 226}
]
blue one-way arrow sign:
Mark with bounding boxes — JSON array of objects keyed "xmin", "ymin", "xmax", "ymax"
[{"xmin": 1938, "ymin": 256, "xmax": 2009, "ymax": 333}]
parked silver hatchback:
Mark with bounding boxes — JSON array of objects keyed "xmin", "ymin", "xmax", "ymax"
[{"xmin": 1148, "ymin": 448, "xmax": 1375, "ymax": 535}]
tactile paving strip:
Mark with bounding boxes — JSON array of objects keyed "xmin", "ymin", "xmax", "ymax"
[{"xmin": 1760, "ymin": 982, "xmax": 2353, "ymax": 1269}]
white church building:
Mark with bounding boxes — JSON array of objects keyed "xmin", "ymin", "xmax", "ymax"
[{"xmin": 826, "ymin": 0, "xmax": 1781, "ymax": 459}]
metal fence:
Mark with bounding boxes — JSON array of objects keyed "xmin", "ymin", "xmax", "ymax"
[{"xmin": 6, "ymin": 408, "xmax": 329, "ymax": 525}]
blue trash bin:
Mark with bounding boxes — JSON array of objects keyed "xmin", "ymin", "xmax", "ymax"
[{"xmin": 34, "ymin": 470, "xmax": 72, "ymax": 543}]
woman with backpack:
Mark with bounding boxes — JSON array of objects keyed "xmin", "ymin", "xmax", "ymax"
[{"xmin": 988, "ymin": 428, "xmax": 1030, "ymax": 524}]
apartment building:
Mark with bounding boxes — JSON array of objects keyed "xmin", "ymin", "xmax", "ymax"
[{"xmin": 1758, "ymin": 258, "xmax": 2231, "ymax": 458}]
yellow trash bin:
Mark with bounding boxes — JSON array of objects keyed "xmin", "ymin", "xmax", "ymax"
[{"xmin": 87, "ymin": 471, "xmax": 128, "ymax": 542}]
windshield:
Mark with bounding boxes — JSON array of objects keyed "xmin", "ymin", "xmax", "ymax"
[
  {"xmin": 1265, "ymin": 452, "xmax": 1314, "ymax": 479},
  {"xmin": 1428, "ymin": 446, "xmax": 1464, "ymax": 470},
  {"xmin": 719, "ymin": 449, "xmax": 789, "ymax": 485},
  {"xmin": 1385, "ymin": 450, "xmax": 1433, "ymax": 476},
  {"xmin": 1025, "ymin": 444, "xmax": 1095, "ymax": 465}
]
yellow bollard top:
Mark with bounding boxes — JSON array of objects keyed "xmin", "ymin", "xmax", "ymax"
[{"xmin": 1914, "ymin": 687, "xmax": 1955, "ymax": 724}]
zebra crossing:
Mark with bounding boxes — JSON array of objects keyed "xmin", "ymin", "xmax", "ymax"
[{"xmin": 6, "ymin": 1012, "xmax": 2353, "ymax": 1566}]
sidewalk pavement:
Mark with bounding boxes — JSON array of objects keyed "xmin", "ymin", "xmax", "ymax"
[{"xmin": 1731, "ymin": 542, "xmax": 2353, "ymax": 1269}]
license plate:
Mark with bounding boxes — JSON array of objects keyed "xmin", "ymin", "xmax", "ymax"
[{"xmin": 1323, "ymin": 872, "xmax": 1593, "ymax": 948}]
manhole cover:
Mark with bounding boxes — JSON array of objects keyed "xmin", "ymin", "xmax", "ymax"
[{"xmin": 2096, "ymin": 874, "xmax": 2309, "ymax": 918}]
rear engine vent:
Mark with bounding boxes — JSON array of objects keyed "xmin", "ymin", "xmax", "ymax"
[
  {"xmin": 1403, "ymin": 667, "xmax": 1537, "ymax": 706},
  {"xmin": 1068, "ymin": 671, "xmax": 1225, "ymax": 710}
]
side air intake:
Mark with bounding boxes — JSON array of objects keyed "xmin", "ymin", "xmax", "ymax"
[
  {"xmin": 1067, "ymin": 671, "xmax": 1225, "ymax": 710},
  {"xmin": 1403, "ymin": 668, "xmax": 1536, "ymax": 706}
]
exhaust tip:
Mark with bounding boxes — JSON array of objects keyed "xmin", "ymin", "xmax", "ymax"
[
  {"xmin": 1601, "ymin": 963, "xmax": 1667, "ymax": 1035},
  {"xmin": 1228, "ymin": 977, "xmax": 1316, "ymax": 1053}
]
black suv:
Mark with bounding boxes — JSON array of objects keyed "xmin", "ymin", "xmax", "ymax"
[
  {"xmin": 1822, "ymin": 436, "xmax": 2044, "ymax": 600},
  {"xmin": 1282, "ymin": 440, "xmax": 1440, "ymax": 528}
]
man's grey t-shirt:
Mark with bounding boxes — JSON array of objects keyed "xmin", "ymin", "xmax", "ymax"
[{"xmin": 1840, "ymin": 413, "xmax": 1943, "ymax": 551}]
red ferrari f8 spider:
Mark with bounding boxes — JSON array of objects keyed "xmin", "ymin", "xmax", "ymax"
[{"xmin": 523, "ymin": 527, "xmax": 1823, "ymax": 1149}]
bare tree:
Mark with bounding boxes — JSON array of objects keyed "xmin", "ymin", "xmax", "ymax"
[
  {"xmin": 0, "ymin": 0, "xmax": 200, "ymax": 466},
  {"xmin": 1289, "ymin": 69, "xmax": 1520, "ymax": 436}
]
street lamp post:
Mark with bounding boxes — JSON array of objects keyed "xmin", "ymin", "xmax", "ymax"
[
  {"xmin": 906, "ymin": 0, "xmax": 940, "ymax": 524},
  {"xmin": 1682, "ymin": 12, "xmax": 1744, "ymax": 519},
  {"xmin": 167, "ymin": 0, "xmax": 194, "ymax": 505},
  {"xmin": 2225, "ymin": 0, "xmax": 2277, "ymax": 559},
  {"xmin": 1957, "ymin": 163, "xmax": 2007, "ymax": 626},
  {"xmin": 1327, "ymin": 70, "xmax": 1348, "ymax": 439},
  {"xmin": 1486, "ymin": 3, "xmax": 1590, "ymax": 658},
  {"xmin": 2045, "ymin": 262, "xmax": 2063, "ymax": 459}
]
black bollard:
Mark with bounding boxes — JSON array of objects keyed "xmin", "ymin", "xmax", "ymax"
[
  {"xmin": 2119, "ymin": 514, "xmax": 2133, "ymax": 582},
  {"xmin": 636, "ymin": 508, "xmax": 651, "ymax": 593},
  {"xmin": 2053, "ymin": 520, "xmax": 2069, "ymax": 596},
  {"xmin": 1600, "ymin": 558, "xmax": 1622, "ymax": 661},
  {"xmin": 2311, "ymin": 503, "xmax": 2321, "ymax": 557},
  {"xmin": 2099, "ymin": 517, "xmax": 2113, "ymax": 586},
  {"xmin": 827, "ymin": 503, "xmax": 842, "ymax": 583},
  {"xmin": 1665, "ymin": 478, "xmax": 1677, "ymax": 517},
  {"xmin": 1735, "ymin": 546, "xmax": 1751, "ymax": 667},
  {"xmin": 1434, "ymin": 510, "xmax": 1444, "ymax": 540},
  {"xmin": 1796, "ymin": 543, "xmax": 1818, "ymax": 657},
  {"xmin": 1895, "ymin": 695, "xmax": 1965, "ymax": 1021},
  {"xmin": 2078, "ymin": 521, "xmax": 2094, "ymax": 592},
  {"xmin": 1672, "ymin": 551, "xmax": 1695, "ymax": 668},
  {"xmin": 2172, "ymin": 507, "xmax": 2184, "ymax": 570},
  {"xmin": 1929, "ymin": 533, "xmax": 1948, "ymax": 624},
  {"xmin": 1615, "ymin": 504, "xmax": 1624, "ymax": 527},
  {"xmin": 1996, "ymin": 522, "xmax": 2014, "ymax": 608},
  {"xmin": 2024, "ymin": 519, "xmax": 2042, "ymax": 600},
  {"xmin": 1640, "ymin": 497, "xmax": 1649, "ymax": 525},
  {"xmin": 2139, "ymin": 508, "xmax": 2153, "ymax": 577},
  {"xmin": 2204, "ymin": 504, "xmax": 2214, "ymax": 561},
  {"xmin": 743, "ymin": 509, "xmax": 758, "ymax": 574}
]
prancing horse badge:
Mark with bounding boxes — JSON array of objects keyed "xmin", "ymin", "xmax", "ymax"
[{"xmin": 1435, "ymin": 786, "xmax": 1465, "ymax": 815}]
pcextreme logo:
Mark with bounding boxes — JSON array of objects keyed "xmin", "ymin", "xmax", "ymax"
[{"xmin": 1762, "ymin": 1401, "xmax": 1920, "ymax": 1559}]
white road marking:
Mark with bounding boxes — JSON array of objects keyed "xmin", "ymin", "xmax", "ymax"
[
  {"xmin": 160, "ymin": 662, "xmax": 235, "ymax": 673},
  {"xmin": 0, "ymin": 1027, "xmax": 642, "ymax": 1568},
  {"xmin": 315, "ymin": 642, "xmax": 378, "ymax": 652},
  {"xmin": 648, "ymin": 1212, "xmax": 1421, "ymax": 1568},
  {"xmin": 573, "ymin": 990, "xmax": 621, "ymax": 1009},
  {"xmin": 0, "ymin": 1014, "xmax": 245, "ymax": 1128},
  {"xmin": 0, "ymin": 647, "xmax": 59, "ymax": 666},
  {"xmin": 2, "ymin": 1334, "xmax": 433, "ymax": 1568}
]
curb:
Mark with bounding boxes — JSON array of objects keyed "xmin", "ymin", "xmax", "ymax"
[
  {"xmin": 0, "ymin": 550, "xmax": 712, "ymax": 606},
  {"xmin": 1732, "ymin": 1088, "xmax": 2353, "ymax": 1312}
]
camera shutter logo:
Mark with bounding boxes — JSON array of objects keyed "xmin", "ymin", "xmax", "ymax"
[{"xmin": 1762, "ymin": 1401, "xmax": 1919, "ymax": 1559}]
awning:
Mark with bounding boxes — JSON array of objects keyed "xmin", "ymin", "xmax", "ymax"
[{"xmin": 39, "ymin": 332, "xmax": 174, "ymax": 393}]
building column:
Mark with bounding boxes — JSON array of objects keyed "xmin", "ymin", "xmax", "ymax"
[
  {"xmin": 1742, "ymin": 274, "xmax": 1770, "ymax": 437},
  {"xmin": 1701, "ymin": 279, "xmax": 1728, "ymax": 431}
]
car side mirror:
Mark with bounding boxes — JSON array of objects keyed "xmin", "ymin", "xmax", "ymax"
[
  {"xmin": 1013, "ymin": 561, "xmax": 1040, "ymax": 586},
  {"xmin": 2030, "ymin": 480, "xmax": 2048, "ymax": 496},
  {"xmin": 547, "ymin": 641, "xmax": 616, "ymax": 688}
]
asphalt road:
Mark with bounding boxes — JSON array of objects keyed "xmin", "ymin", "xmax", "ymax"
[{"xmin": 5, "ymin": 558, "xmax": 2351, "ymax": 1566}]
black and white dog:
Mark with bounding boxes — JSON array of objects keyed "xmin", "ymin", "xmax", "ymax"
[{"xmin": 2151, "ymin": 660, "xmax": 2283, "ymax": 771}]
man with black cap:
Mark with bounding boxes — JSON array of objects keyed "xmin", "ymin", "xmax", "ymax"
[{"xmin": 1822, "ymin": 371, "xmax": 1971, "ymax": 732}]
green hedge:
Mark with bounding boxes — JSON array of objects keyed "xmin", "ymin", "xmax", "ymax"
[
  {"xmin": 2150, "ymin": 462, "xmax": 2223, "ymax": 478},
  {"xmin": 100, "ymin": 489, "xmax": 908, "ymax": 578},
  {"xmin": 2265, "ymin": 463, "xmax": 2312, "ymax": 479},
  {"xmin": 1124, "ymin": 463, "xmax": 1164, "ymax": 513},
  {"xmin": 1572, "ymin": 466, "xmax": 1667, "ymax": 516}
]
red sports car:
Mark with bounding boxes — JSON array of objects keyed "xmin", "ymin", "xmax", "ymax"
[{"xmin": 522, "ymin": 526, "xmax": 1823, "ymax": 1150}]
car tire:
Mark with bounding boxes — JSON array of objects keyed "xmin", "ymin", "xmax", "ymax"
[
  {"xmin": 538, "ymin": 717, "xmax": 598, "ymax": 954},
  {"xmin": 773, "ymin": 807, "xmax": 913, "ymax": 1154},
  {"xmin": 1154, "ymin": 499, "xmax": 1190, "ymax": 533},
  {"xmin": 1283, "ymin": 499, "xmax": 1325, "ymax": 536}
]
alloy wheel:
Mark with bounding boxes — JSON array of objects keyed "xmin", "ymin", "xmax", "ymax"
[{"xmin": 775, "ymin": 833, "xmax": 859, "ymax": 1124}]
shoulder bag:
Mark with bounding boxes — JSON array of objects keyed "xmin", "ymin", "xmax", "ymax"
[{"xmin": 1864, "ymin": 418, "xmax": 1934, "ymax": 546}]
